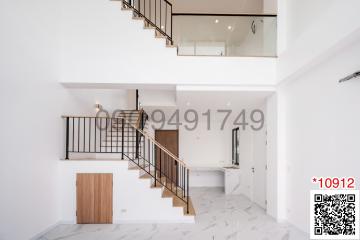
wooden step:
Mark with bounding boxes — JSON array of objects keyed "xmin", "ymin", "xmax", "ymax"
[
  {"xmin": 162, "ymin": 189, "xmax": 195, "ymax": 216},
  {"xmin": 175, "ymin": 197, "xmax": 196, "ymax": 216},
  {"xmin": 139, "ymin": 172, "xmax": 154, "ymax": 179}
]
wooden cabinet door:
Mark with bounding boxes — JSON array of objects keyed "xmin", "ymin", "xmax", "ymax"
[{"xmin": 76, "ymin": 173, "xmax": 113, "ymax": 224}]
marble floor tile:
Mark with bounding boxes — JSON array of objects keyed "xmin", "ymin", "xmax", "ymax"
[{"xmin": 38, "ymin": 187, "xmax": 309, "ymax": 240}]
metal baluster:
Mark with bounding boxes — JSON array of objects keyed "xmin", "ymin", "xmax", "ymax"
[
  {"xmin": 105, "ymin": 118, "xmax": 108, "ymax": 152},
  {"xmin": 88, "ymin": 118, "xmax": 91, "ymax": 152},
  {"xmin": 149, "ymin": 0, "xmax": 151, "ymax": 22},
  {"xmin": 170, "ymin": 4, "xmax": 173, "ymax": 43},
  {"xmin": 143, "ymin": 135, "xmax": 145, "ymax": 169},
  {"xmin": 129, "ymin": 124, "xmax": 131, "ymax": 158},
  {"xmin": 187, "ymin": 169, "xmax": 189, "ymax": 213},
  {"xmin": 78, "ymin": 118, "xmax": 80, "ymax": 152},
  {"xmin": 100, "ymin": 118, "xmax": 102, "ymax": 153},
  {"xmin": 94, "ymin": 118, "xmax": 96, "ymax": 152},
  {"xmin": 183, "ymin": 165, "xmax": 185, "ymax": 198},
  {"xmin": 170, "ymin": 157, "xmax": 173, "ymax": 192},
  {"xmin": 122, "ymin": 118, "xmax": 124, "ymax": 159},
  {"xmin": 65, "ymin": 117, "xmax": 69, "ymax": 159},
  {"xmin": 154, "ymin": 144, "xmax": 157, "ymax": 186},
  {"xmin": 148, "ymin": 139, "xmax": 150, "ymax": 174},
  {"xmin": 83, "ymin": 117, "xmax": 85, "ymax": 152},
  {"xmin": 72, "ymin": 118, "xmax": 74, "ymax": 152},
  {"xmin": 165, "ymin": 3, "xmax": 167, "ymax": 35},
  {"xmin": 159, "ymin": 148, "xmax": 162, "ymax": 183},
  {"xmin": 144, "ymin": 0, "xmax": 146, "ymax": 18},
  {"xmin": 111, "ymin": 118, "xmax": 113, "ymax": 153}
]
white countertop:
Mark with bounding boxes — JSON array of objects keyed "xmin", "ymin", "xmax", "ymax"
[{"xmin": 189, "ymin": 166, "xmax": 240, "ymax": 172}]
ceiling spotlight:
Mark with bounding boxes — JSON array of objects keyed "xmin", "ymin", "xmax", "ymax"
[
  {"xmin": 161, "ymin": 25, "xmax": 165, "ymax": 29},
  {"xmin": 228, "ymin": 26, "xmax": 232, "ymax": 30},
  {"xmin": 215, "ymin": 19, "xmax": 219, "ymax": 23}
]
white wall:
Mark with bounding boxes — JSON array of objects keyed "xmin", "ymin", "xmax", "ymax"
[
  {"xmin": 0, "ymin": 1, "xmax": 75, "ymax": 239},
  {"xmin": 60, "ymin": 161, "xmax": 194, "ymax": 223},
  {"xmin": 59, "ymin": 0, "xmax": 277, "ymax": 86},
  {"xmin": 277, "ymin": 37, "xmax": 360, "ymax": 233},
  {"xmin": 265, "ymin": 94, "xmax": 278, "ymax": 219},
  {"xmin": 66, "ymin": 88, "xmax": 128, "ymax": 115},
  {"xmin": 140, "ymin": 90, "xmax": 177, "ymax": 107},
  {"xmin": 277, "ymin": 0, "xmax": 360, "ymax": 82},
  {"xmin": 179, "ymin": 121, "xmax": 232, "ymax": 168}
]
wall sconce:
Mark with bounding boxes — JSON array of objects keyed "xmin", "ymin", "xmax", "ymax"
[{"xmin": 95, "ymin": 103, "xmax": 102, "ymax": 111}]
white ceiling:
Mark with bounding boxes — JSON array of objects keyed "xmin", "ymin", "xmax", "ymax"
[{"xmin": 176, "ymin": 90, "xmax": 274, "ymax": 110}]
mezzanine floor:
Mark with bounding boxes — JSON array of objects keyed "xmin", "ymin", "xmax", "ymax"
[{"xmin": 37, "ymin": 187, "xmax": 308, "ymax": 240}]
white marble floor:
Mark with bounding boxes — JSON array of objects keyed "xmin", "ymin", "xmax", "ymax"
[{"xmin": 38, "ymin": 188, "xmax": 309, "ymax": 240}]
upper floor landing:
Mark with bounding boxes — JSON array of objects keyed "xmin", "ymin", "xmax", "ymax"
[{"xmin": 59, "ymin": 0, "xmax": 277, "ymax": 86}]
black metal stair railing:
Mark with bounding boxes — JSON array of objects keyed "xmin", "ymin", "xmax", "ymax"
[
  {"xmin": 122, "ymin": 0, "xmax": 173, "ymax": 44},
  {"xmin": 124, "ymin": 117, "xmax": 190, "ymax": 214},
  {"xmin": 63, "ymin": 111, "xmax": 190, "ymax": 213}
]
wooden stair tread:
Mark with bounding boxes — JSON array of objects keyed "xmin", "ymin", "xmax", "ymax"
[
  {"xmin": 151, "ymin": 182, "xmax": 163, "ymax": 188},
  {"xmin": 162, "ymin": 189, "xmax": 196, "ymax": 216}
]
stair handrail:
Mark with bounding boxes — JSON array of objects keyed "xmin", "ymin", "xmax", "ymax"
[
  {"xmin": 132, "ymin": 119, "xmax": 187, "ymax": 168},
  {"xmin": 61, "ymin": 115, "xmax": 187, "ymax": 167},
  {"xmin": 120, "ymin": 0, "xmax": 173, "ymax": 44}
]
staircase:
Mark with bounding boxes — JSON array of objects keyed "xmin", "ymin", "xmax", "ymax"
[
  {"xmin": 63, "ymin": 109, "xmax": 195, "ymax": 218},
  {"xmin": 118, "ymin": 0, "xmax": 176, "ymax": 49}
]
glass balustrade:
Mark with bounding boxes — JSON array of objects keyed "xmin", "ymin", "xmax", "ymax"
[{"xmin": 173, "ymin": 14, "xmax": 277, "ymax": 57}]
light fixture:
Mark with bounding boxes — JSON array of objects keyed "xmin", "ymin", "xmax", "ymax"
[
  {"xmin": 215, "ymin": 19, "xmax": 219, "ymax": 23},
  {"xmin": 228, "ymin": 26, "xmax": 232, "ymax": 30},
  {"xmin": 95, "ymin": 103, "xmax": 102, "ymax": 111},
  {"xmin": 161, "ymin": 25, "xmax": 165, "ymax": 29},
  {"xmin": 186, "ymin": 102, "xmax": 191, "ymax": 106}
]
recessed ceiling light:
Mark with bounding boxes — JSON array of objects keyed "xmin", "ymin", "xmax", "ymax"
[
  {"xmin": 161, "ymin": 25, "xmax": 165, "ymax": 29},
  {"xmin": 228, "ymin": 26, "xmax": 232, "ymax": 30},
  {"xmin": 215, "ymin": 19, "xmax": 219, "ymax": 23},
  {"xmin": 186, "ymin": 102, "xmax": 191, "ymax": 106}
]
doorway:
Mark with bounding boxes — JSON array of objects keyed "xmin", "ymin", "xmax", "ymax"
[
  {"xmin": 155, "ymin": 130, "xmax": 179, "ymax": 183},
  {"xmin": 76, "ymin": 173, "xmax": 113, "ymax": 224}
]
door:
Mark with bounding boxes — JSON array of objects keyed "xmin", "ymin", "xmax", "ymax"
[
  {"xmin": 76, "ymin": 173, "xmax": 113, "ymax": 224},
  {"xmin": 252, "ymin": 126, "xmax": 267, "ymax": 209},
  {"xmin": 155, "ymin": 130, "xmax": 179, "ymax": 183}
]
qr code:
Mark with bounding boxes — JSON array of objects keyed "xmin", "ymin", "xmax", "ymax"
[{"xmin": 310, "ymin": 190, "xmax": 359, "ymax": 239}]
